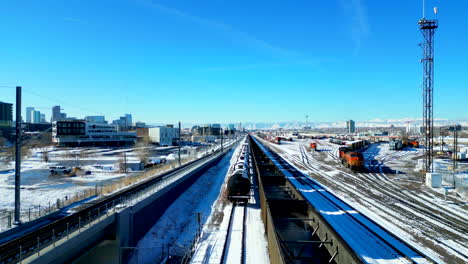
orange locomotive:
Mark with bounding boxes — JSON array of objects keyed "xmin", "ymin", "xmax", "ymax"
[
  {"xmin": 310, "ymin": 142, "xmax": 317, "ymax": 151},
  {"xmin": 338, "ymin": 147, "xmax": 364, "ymax": 171}
]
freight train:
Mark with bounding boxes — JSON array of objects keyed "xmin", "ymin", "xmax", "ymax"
[
  {"xmin": 256, "ymin": 133, "xmax": 282, "ymax": 144},
  {"xmin": 389, "ymin": 139, "xmax": 419, "ymax": 150},
  {"xmin": 339, "ymin": 146, "xmax": 365, "ymax": 171},
  {"xmin": 227, "ymin": 137, "xmax": 252, "ymax": 203},
  {"xmin": 329, "ymin": 138, "xmax": 345, "ymax": 145}
]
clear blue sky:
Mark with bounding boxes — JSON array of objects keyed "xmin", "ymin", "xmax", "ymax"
[{"xmin": 0, "ymin": 0, "xmax": 466, "ymax": 124}]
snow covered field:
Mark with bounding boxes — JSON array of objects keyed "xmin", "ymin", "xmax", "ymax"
[
  {"xmin": 260, "ymin": 138, "xmax": 467, "ymax": 264},
  {"xmin": 0, "ymin": 144, "xmax": 210, "ymax": 232}
]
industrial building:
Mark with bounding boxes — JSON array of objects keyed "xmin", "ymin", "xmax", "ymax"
[
  {"xmin": 52, "ymin": 120, "xmax": 136, "ymax": 146},
  {"xmin": 148, "ymin": 125, "xmax": 179, "ymax": 146},
  {"xmin": 194, "ymin": 124, "xmax": 222, "ymax": 137}
]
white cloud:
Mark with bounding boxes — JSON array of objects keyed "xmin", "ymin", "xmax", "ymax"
[
  {"xmin": 339, "ymin": 0, "xmax": 370, "ymax": 55},
  {"xmin": 135, "ymin": 0, "xmax": 300, "ymax": 58}
]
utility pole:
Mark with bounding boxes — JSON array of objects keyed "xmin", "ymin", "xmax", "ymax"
[
  {"xmin": 440, "ymin": 127, "xmax": 444, "ymax": 152},
  {"xmin": 178, "ymin": 121, "xmax": 181, "ymax": 166},
  {"xmin": 221, "ymin": 128, "xmax": 223, "ymax": 152},
  {"xmin": 453, "ymin": 126, "xmax": 458, "ymax": 173},
  {"xmin": 14, "ymin": 86, "xmax": 22, "ymax": 225},
  {"xmin": 123, "ymin": 152, "xmax": 127, "ymax": 173}
]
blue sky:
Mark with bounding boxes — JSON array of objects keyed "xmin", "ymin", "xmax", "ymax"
[{"xmin": 0, "ymin": 0, "xmax": 467, "ymax": 124}]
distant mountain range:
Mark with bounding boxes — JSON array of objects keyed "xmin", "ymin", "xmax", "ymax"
[
  {"xmin": 242, "ymin": 118, "xmax": 468, "ymax": 129},
  {"xmin": 148, "ymin": 118, "xmax": 468, "ymax": 130}
]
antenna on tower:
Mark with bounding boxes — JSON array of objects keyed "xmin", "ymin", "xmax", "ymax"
[{"xmin": 422, "ymin": 0, "xmax": 425, "ymax": 18}]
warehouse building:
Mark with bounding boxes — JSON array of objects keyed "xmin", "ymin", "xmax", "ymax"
[{"xmin": 148, "ymin": 126, "xmax": 179, "ymax": 146}]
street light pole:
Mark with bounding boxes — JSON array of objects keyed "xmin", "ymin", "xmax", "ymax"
[{"xmin": 178, "ymin": 121, "xmax": 181, "ymax": 166}]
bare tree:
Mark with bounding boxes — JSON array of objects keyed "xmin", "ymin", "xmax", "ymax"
[{"xmin": 135, "ymin": 136, "xmax": 152, "ymax": 164}]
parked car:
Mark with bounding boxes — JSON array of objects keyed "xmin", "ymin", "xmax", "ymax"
[{"xmin": 49, "ymin": 166, "xmax": 72, "ymax": 174}]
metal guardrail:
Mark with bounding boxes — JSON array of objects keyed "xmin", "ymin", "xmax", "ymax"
[{"xmin": 0, "ymin": 139, "xmax": 240, "ymax": 264}]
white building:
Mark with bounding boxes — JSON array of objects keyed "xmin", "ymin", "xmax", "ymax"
[
  {"xmin": 148, "ymin": 126, "xmax": 179, "ymax": 146},
  {"xmin": 52, "ymin": 120, "xmax": 136, "ymax": 146},
  {"xmin": 406, "ymin": 125, "xmax": 423, "ymax": 134}
]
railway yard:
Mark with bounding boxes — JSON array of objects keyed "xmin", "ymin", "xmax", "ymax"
[
  {"xmin": 258, "ymin": 136, "xmax": 467, "ymax": 264},
  {"xmin": 0, "ymin": 134, "xmax": 467, "ymax": 264}
]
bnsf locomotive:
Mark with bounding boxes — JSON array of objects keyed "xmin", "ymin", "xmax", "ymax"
[
  {"xmin": 227, "ymin": 138, "xmax": 252, "ymax": 203},
  {"xmin": 339, "ymin": 146, "xmax": 364, "ymax": 171}
]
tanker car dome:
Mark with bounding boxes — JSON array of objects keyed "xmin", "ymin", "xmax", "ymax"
[
  {"xmin": 231, "ymin": 169, "xmax": 250, "ymax": 180},
  {"xmin": 231, "ymin": 168, "xmax": 246, "ymax": 177}
]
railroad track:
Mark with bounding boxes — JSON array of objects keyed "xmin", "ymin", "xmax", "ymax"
[
  {"xmin": 253, "ymin": 137, "xmax": 436, "ymax": 264},
  {"xmin": 220, "ymin": 204, "xmax": 247, "ymax": 264},
  {"xmin": 294, "ymin": 150, "xmax": 468, "ymax": 260},
  {"xmin": 0, "ymin": 145, "xmax": 235, "ymax": 264}
]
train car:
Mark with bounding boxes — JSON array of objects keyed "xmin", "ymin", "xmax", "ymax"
[
  {"xmin": 227, "ymin": 168, "xmax": 251, "ymax": 203},
  {"xmin": 409, "ymin": 140, "xmax": 419, "ymax": 148},
  {"xmin": 338, "ymin": 146, "xmax": 364, "ymax": 170},
  {"xmin": 338, "ymin": 146, "xmax": 350, "ymax": 158},
  {"xmin": 266, "ymin": 136, "xmax": 281, "ymax": 144},
  {"xmin": 310, "ymin": 142, "xmax": 317, "ymax": 151},
  {"xmin": 227, "ymin": 138, "xmax": 252, "ymax": 203},
  {"xmin": 330, "ymin": 138, "xmax": 345, "ymax": 145},
  {"xmin": 341, "ymin": 152, "xmax": 364, "ymax": 171},
  {"xmin": 389, "ymin": 140, "xmax": 404, "ymax": 150},
  {"xmin": 346, "ymin": 140, "xmax": 368, "ymax": 151}
]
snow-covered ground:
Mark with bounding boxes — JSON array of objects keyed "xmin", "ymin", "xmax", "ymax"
[
  {"xmin": 0, "ymin": 143, "xmax": 226, "ymax": 232},
  {"xmin": 130, "ymin": 139, "xmax": 269, "ymax": 264},
  {"xmin": 260, "ymin": 138, "xmax": 468, "ymax": 264}
]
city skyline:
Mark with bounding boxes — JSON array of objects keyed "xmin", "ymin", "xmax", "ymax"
[{"xmin": 0, "ymin": 0, "xmax": 467, "ymax": 124}]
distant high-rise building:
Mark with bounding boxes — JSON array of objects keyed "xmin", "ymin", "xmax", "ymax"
[
  {"xmin": 0, "ymin": 101, "xmax": 13, "ymax": 126},
  {"xmin": 33, "ymin": 110, "xmax": 41, "ymax": 124},
  {"xmin": 346, "ymin": 120, "xmax": 355, "ymax": 134},
  {"xmin": 125, "ymin": 114, "xmax": 132, "ymax": 126},
  {"xmin": 51, "ymin": 105, "xmax": 62, "ymax": 122},
  {"xmin": 26, "ymin": 107, "xmax": 35, "ymax": 123},
  {"xmin": 40, "ymin": 113, "xmax": 46, "ymax": 123},
  {"xmin": 112, "ymin": 114, "xmax": 133, "ymax": 128},
  {"xmin": 85, "ymin": 115, "xmax": 107, "ymax": 124},
  {"xmin": 60, "ymin": 113, "xmax": 67, "ymax": 121}
]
